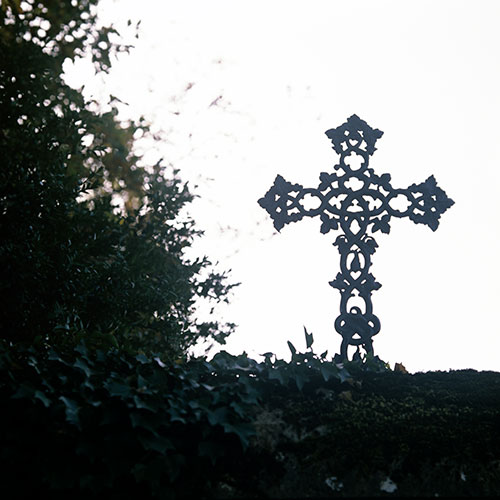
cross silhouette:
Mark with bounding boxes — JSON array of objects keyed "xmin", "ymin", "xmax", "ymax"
[{"xmin": 258, "ymin": 115, "xmax": 454, "ymax": 360}]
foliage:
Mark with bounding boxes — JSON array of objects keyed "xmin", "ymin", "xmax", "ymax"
[
  {"xmin": 0, "ymin": 341, "xmax": 250, "ymax": 498},
  {"xmin": 245, "ymin": 367, "xmax": 500, "ymax": 498},
  {"xmin": 0, "ymin": 0, "xmax": 237, "ymax": 358},
  {"xmin": 2, "ymin": 334, "xmax": 500, "ymax": 498},
  {"xmin": 0, "ymin": 336, "xmax": 362, "ymax": 498}
]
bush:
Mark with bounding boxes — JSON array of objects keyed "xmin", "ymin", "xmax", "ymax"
[{"xmin": 0, "ymin": 0, "xmax": 237, "ymax": 359}]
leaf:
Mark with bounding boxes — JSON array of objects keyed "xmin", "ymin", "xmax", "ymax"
[
  {"xmin": 74, "ymin": 342, "xmax": 89, "ymax": 358},
  {"xmin": 207, "ymin": 406, "xmax": 228, "ymax": 427},
  {"xmin": 153, "ymin": 357, "xmax": 166, "ymax": 368},
  {"xmin": 320, "ymin": 363, "xmax": 338, "ymax": 382},
  {"xmin": 138, "ymin": 433, "xmax": 174, "ymax": 454},
  {"xmin": 269, "ymin": 369, "xmax": 287, "ymax": 385},
  {"xmin": 48, "ymin": 349, "xmax": 68, "ymax": 365},
  {"xmin": 27, "ymin": 356, "xmax": 40, "ymax": 374},
  {"xmin": 304, "ymin": 326, "xmax": 314, "ymax": 350},
  {"xmin": 135, "ymin": 353, "xmax": 150, "ymax": 364},
  {"xmin": 230, "ymin": 401, "xmax": 246, "ymax": 418},
  {"xmin": 34, "ymin": 390, "xmax": 51, "ymax": 408},
  {"xmin": 337, "ymin": 367, "xmax": 352, "ymax": 384},
  {"xmin": 130, "ymin": 411, "xmax": 159, "ymax": 434},
  {"xmin": 261, "ymin": 352, "xmax": 274, "ymax": 364},
  {"xmin": 73, "ymin": 358, "xmax": 92, "ymax": 378},
  {"xmin": 168, "ymin": 407, "xmax": 186, "ymax": 424},
  {"xmin": 133, "ymin": 395, "xmax": 155, "ymax": 412},
  {"xmin": 59, "ymin": 396, "xmax": 80, "ymax": 427},
  {"xmin": 104, "ymin": 380, "xmax": 131, "ymax": 398},
  {"xmin": 287, "ymin": 341, "xmax": 297, "ymax": 357},
  {"xmin": 295, "ymin": 373, "xmax": 306, "ymax": 391},
  {"xmin": 136, "ymin": 374, "xmax": 153, "ymax": 394},
  {"xmin": 352, "ymin": 348, "xmax": 362, "ymax": 362},
  {"xmin": 221, "ymin": 422, "xmax": 255, "ymax": 450}
]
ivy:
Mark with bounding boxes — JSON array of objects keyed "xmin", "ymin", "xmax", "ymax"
[{"xmin": 0, "ymin": 331, "xmax": 383, "ymax": 498}]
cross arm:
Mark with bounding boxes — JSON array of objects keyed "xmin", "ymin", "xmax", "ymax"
[
  {"xmin": 380, "ymin": 175, "xmax": 454, "ymax": 232},
  {"xmin": 336, "ymin": 171, "xmax": 455, "ymax": 235}
]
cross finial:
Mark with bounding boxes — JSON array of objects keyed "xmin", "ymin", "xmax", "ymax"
[
  {"xmin": 326, "ymin": 114, "xmax": 383, "ymax": 158},
  {"xmin": 259, "ymin": 116, "xmax": 454, "ymax": 359}
]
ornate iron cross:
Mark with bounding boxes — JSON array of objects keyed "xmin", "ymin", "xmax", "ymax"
[{"xmin": 258, "ymin": 115, "xmax": 454, "ymax": 359}]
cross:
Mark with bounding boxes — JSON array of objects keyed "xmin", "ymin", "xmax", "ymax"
[{"xmin": 258, "ymin": 115, "xmax": 454, "ymax": 360}]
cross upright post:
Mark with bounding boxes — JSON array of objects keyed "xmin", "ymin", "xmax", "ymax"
[{"xmin": 258, "ymin": 115, "xmax": 454, "ymax": 360}]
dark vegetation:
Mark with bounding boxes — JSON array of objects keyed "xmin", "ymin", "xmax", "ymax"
[
  {"xmin": 1, "ymin": 1, "xmax": 499, "ymax": 498},
  {"xmin": 2, "ymin": 339, "xmax": 500, "ymax": 498},
  {"xmin": 0, "ymin": 0, "xmax": 236, "ymax": 359}
]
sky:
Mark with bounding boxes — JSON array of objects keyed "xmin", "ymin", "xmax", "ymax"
[{"xmin": 64, "ymin": 0, "xmax": 500, "ymax": 373}]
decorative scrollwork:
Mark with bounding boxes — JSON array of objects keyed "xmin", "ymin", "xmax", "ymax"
[{"xmin": 258, "ymin": 115, "xmax": 454, "ymax": 359}]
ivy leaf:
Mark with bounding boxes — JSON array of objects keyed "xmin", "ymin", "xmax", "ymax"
[
  {"xmin": 136, "ymin": 374, "xmax": 154, "ymax": 395},
  {"xmin": 74, "ymin": 342, "xmax": 89, "ymax": 359},
  {"xmin": 135, "ymin": 353, "xmax": 150, "ymax": 365},
  {"xmin": 130, "ymin": 411, "xmax": 159, "ymax": 434},
  {"xmin": 320, "ymin": 363, "xmax": 338, "ymax": 382},
  {"xmin": 59, "ymin": 396, "xmax": 80, "ymax": 427},
  {"xmin": 153, "ymin": 357, "xmax": 166, "ymax": 368},
  {"xmin": 304, "ymin": 326, "xmax": 314, "ymax": 350},
  {"xmin": 221, "ymin": 422, "xmax": 255, "ymax": 450},
  {"xmin": 269, "ymin": 368, "xmax": 287, "ymax": 385},
  {"xmin": 295, "ymin": 373, "xmax": 306, "ymax": 391},
  {"xmin": 137, "ymin": 433, "xmax": 174, "ymax": 454},
  {"xmin": 287, "ymin": 341, "xmax": 297, "ymax": 357},
  {"xmin": 207, "ymin": 406, "xmax": 228, "ymax": 427},
  {"xmin": 34, "ymin": 390, "xmax": 51, "ymax": 408},
  {"xmin": 230, "ymin": 401, "xmax": 246, "ymax": 418},
  {"xmin": 73, "ymin": 358, "xmax": 92, "ymax": 378},
  {"xmin": 48, "ymin": 349, "xmax": 68, "ymax": 365},
  {"xmin": 337, "ymin": 367, "xmax": 352, "ymax": 384},
  {"xmin": 104, "ymin": 380, "xmax": 131, "ymax": 398},
  {"xmin": 168, "ymin": 406, "xmax": 187, "ymax": 424}
]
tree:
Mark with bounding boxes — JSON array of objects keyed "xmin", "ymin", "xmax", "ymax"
[{"xmin": 0, "ymin": 0, "xmax": 237, "ymax": 359}]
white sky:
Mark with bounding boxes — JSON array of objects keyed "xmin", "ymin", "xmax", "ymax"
[{"xmin": 65, "ymin": 0, "xmax": 500, "ymax": 373}]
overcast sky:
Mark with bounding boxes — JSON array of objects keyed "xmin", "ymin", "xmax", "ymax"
[{"xmin": 65, "ymin": 0, "xmax": 500, "ymax": 372}]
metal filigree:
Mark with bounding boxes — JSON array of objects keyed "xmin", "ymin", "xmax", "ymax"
[{"xmin": 258, "ymin": 115, "xmax": 454, "ymax": 359}]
